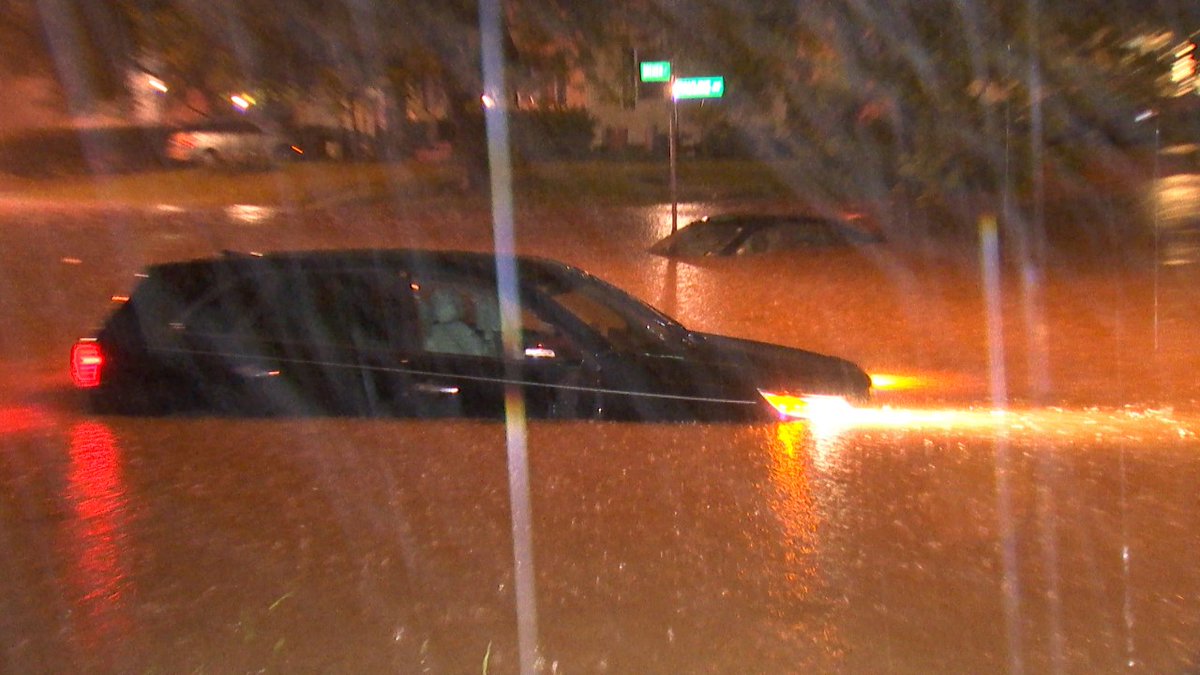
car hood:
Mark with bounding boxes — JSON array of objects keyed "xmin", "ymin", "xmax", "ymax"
[{"xmin": 687, "ymin": 332, "xmax": 872, "ymax": 399}]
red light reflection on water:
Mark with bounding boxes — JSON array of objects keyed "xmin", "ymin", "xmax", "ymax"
[
  {"xmin": 63, "ymin": 421, "xmax": 133, "ymax": 658},
  {"xmin": 0, "ymin": 406, "xmax": 54, "ymax": 434}
]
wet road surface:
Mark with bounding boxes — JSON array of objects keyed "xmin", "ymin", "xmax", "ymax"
[{"xmin": 2, "ymin": 192, "xmax": 1200, "ymax": 672}]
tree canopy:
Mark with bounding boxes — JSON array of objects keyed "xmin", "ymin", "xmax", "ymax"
[{"xmin": 4, "ymin": 0, "xmax": 1195, "ymax": 207}]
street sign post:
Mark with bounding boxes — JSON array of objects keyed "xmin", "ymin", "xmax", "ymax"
[
  {"xmin": 669, "ymin": 93, "xmax": 678, "ymax": 234},
  {"xmin": 673, "ymin": 76, "xmax": 725, "ymax": 100},
  {"xmin": 648, "ymin": 68, "xmax": 725, "ymax": 234}
]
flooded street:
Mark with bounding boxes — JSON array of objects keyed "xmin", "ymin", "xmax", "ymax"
[
  {"xmin": 4, "ymin": 410, "xmax": 1199, "ymax": 672},
  {"xmin": 2, "ymin": 190, "xmax": 1200, "ymax": 672}
]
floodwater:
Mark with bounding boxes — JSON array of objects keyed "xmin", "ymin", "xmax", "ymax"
[
  {"xmin": 2, "ymin": 179, "xmax": 1200, "ymax": 672},
  {"xmin": 3, "ymin": 411, "xmax": 1198, "ymax": 673}
]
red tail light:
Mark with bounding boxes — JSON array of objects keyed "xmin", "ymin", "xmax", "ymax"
[{"xmin": 71, "ymin": 340, "xmax": 104, "ymax": 388}]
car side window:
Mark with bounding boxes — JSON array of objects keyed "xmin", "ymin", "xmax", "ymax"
[
  {"xmin": 331, "ymin": 274, "xmax": 404, "ymax": 349},
  {"xmin": 177, "ymin": 274, "xmax": 277, "ymax": 340},
  {"xmin": 413, "ymin": 280, "xmax": 499, "ymax": 358},
  {"xmin": 270, "ymin": 270, "xmax": 416, "ymax": 351},
  {"xmin": 549, "ymin": 288, "xmax": 627, "ymax": 341},
  {"xmin": 516, "ymin": 301, "xmax": 584, "ymax": 360},
  {"xmin": 413, "ymin": 278, "xmax": 583, "ymax": 360},
  {"xmin": 546, "ymin": 286, "xmax": 664, "ymax": 354},
  {"xmin": 177, "ymin": 269, "xmax": 416, "ymax": 352},
  {"xmin": 276, "ymin": 272, "xmax": 381, "ymax": 348}
]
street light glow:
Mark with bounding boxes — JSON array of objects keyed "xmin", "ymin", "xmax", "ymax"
[{"xmin": 230, "ymin": 93, "xmax": 257, "ymax": 111}]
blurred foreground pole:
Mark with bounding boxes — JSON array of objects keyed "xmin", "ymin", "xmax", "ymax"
[
  {"xmin": 1153, "ymin": 122, "xmax": 1161, "ymax": 352},
  {"xmin": 979, "ymin": 214, "xmax": 1007, "ymax": 408},
  {"xmin": 979, "ymin": 213, "xmax": 1024, "ymax": 675},
  {"xmin": 1022, "ymin": 0, "xmax": 1051, "ymax": 402},
  {"xmin": 1023, "ymin": 5, "xmax": 1066, "ymax": 672},
  {"xmin": 669, "ymin": 85, "xmax": 679, "ymax": 233},
  {"xmin": 480, "ymin": 0, "xmax": 540, "ymax": 672}
]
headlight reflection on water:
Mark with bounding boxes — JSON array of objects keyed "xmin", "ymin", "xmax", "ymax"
[
  {"xmin": 785, "ymin": 404, "xmax": 1198, "ymax": 445},
  {"xmin": 775, "ymin": 404, "xmax": 1198, "ymax": 477},
  {"xmin": 224, "ymin": 204, "xmax": 277, "ymax": 224},
  {"xmin": 856, "ymin": 371, "xmax": 1198, "ymax": 442},
  {"xmin": 868, "ymin": 372, "xmax": 928, "ymax": 391}
]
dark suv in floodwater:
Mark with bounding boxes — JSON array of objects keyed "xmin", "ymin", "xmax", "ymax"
[{"xmin": 71, "ymin": 249, "xmax": 871, "ymax": 421}]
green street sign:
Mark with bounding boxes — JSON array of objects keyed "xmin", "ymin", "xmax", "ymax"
[
  {"xmin": 640, "ymin": 61, "xmax": 671, "ymax": 83},
  {"xmin": 673, "ymin": 76, "xmax": 725, "ymax": 100}
]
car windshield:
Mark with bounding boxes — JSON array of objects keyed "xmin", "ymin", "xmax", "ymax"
[
  {"xmin": 650, "ymin": 219, "xmax": 748, "ymax": 256},
  {"xmin": 4, "ymin": 1, "xmax": 1200, "ymax": 672}
]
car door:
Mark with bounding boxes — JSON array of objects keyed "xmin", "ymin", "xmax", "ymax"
[
  {"xmin": 503, "ymin": 295, "xmax": 602, "ymax": 419},
  {"xmin": 526, "ymin": 276, "xmax": 761, "ymax": 421},
  {"xmin": 522, "ymin": 280, "xmax": 698, "ymax": 421},
  {"xmin": 393, "ymin": 275, "xmax": 503, "ymax": 417},
  {"xmin": 297, "ymin": 266, "xmax": 472, "ymax": 418},
  {"xmin": 155, "ymin": 264, "xmax": 386, "ymax": 415},
  {"xmin": 160, "ymin": 268, "xmax": 299, "ymax": 414},
  {"xmin": 265, "ymin": 266, "xmax": 418, "ymax": 416},
  {"xmin": 400, "ymin": 273, "xmax": 602, "ymax": 419}
]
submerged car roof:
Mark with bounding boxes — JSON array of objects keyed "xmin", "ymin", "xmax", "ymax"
[
  {"xmin": 649, "ymin": 212, "xmax": 884, "ymax": 257},
  {"xmin": 677, "ymin": 213, "xmax": 882, "ymax": 235}
]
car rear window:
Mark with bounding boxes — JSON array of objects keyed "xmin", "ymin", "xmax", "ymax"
[{"xmin": 176, "ymin": 267, "xmax": 416, "ymax": 351}]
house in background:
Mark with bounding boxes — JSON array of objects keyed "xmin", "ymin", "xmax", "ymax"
[{"xmin": 2, "ymin": 45, "xmax": 713, "ymax": 162}]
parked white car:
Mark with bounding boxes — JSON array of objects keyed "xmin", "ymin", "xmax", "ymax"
[{"xmin": 165, "ymin": 119, "xmax": 301, "ymax": 168}]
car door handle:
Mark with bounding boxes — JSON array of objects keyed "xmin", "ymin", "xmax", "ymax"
[{"xmin": 413, "ymin": 382, "xmax": 460, "ymax": 395}]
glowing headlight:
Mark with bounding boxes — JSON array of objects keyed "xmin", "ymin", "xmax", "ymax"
[{"xmin": 758, "ymin": 390, "xmax": 853, "ymax": 420}]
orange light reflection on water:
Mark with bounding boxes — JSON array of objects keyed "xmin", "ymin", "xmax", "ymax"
[
  {"xmin": 868, "ymin": 372, "xmax": 928, "ymax": 391},
  {"xmin": 798, "ymin": 404, "xmax": 1198, "ymax": 444},
  {"xmin": 767, "ymin": 424, "xmax": 824, "ymax": 551},
  {"xmin": 766, "ymin": 422, "xmax": 821, "ymax": 589},
  {"xmin": 761, "ymin": 420, "xmax": 846, "ymax": 659}
]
